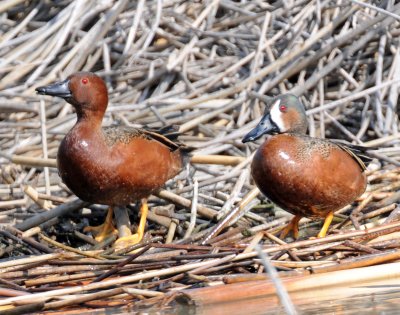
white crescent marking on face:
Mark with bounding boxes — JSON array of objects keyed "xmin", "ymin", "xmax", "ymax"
[{"xmin": 270, "ymin": 99, "xmax": 286, "ymax": 132}]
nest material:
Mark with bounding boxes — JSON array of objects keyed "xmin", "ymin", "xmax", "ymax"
[{"xmin": 1, "ymin": 0, "xmax": 400, "ymax": 313}]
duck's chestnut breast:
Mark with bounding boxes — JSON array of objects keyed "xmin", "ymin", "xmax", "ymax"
[{"xmin": 251, "ymin": 134, "xmax": 367, "ymax": 217}]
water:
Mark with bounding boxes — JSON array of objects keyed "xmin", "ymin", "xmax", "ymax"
[
  {"xmin": 164, "ymin": 278, "xmax": 400, "ymax": 315},
  {"xmin": 167, "ymin": 291, "xmax": 400, "ymax": 315},
  {"xmin": 72, "ymin": 278, "xmax": 400, "ymax": 314}
]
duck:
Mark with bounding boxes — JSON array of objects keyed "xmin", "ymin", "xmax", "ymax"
[
  {"xmin": 242, "ymin": 94, "xmax": 368, "ymax": 238},
  {"xmin": 36, "ymin": 72, "xmax": 187, "ymax": 247}
]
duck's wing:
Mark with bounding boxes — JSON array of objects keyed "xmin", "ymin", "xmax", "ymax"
[
  {"xmin": 331, "ymin": 140, "xmax": 374, "ymax": 171},
  {"xmin": 102, "ymin": 125, "xmax": 188, "ymax": 152},
  {"xmin": 146, "ymin": 125, "xmax": 181, "ymax": 141},
  {"xmin": 141, "ymin": 128, "xmax": 184, "ymax": 151}
]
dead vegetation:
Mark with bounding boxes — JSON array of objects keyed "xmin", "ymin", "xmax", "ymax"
[{"xmin": 1, "ymin": 0, "xmax": 400, "ymax": 313}]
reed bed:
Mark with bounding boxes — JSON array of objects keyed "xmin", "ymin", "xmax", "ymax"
[{"xmin": 1, "ymin": 0, "xmax": 400, "ymax": 313}]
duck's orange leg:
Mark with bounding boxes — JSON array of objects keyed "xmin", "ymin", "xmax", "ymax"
[
  {"xmin": 280, "ymin": 215, "xmax": 301, "ymax": 239},
  {"xmin": 317, "ymin": 211, "xmax": 334, "ymax": 238},
  {"xmin": 115, "ymin": 199, "xmax": 148, "ymax": 248},
  {"xmin": 84, "ymin": 207, "xmax": 117, "ymax": 242}
]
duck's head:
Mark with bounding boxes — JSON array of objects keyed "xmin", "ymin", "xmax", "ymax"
[
  {"xmin": 36, "ymin": 72, "xmax": 108, "ymax": 120},
  {"xmin": 242, "ymin": 94, "xmax": 307, "ymax": 143}
]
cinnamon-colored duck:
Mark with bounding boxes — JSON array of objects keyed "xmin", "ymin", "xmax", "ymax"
[
  {"xmin": 36, "ymin": 72, "xmax": 186, "ymax": 247},
  {"xmin": 242, "ymin": 94, "xmax": 368, "ymax": 238}
]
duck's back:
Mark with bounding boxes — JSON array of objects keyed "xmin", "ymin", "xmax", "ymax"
[{"xmin": 251, "ymin": 134, "xmax": 367, "ymax": 218}]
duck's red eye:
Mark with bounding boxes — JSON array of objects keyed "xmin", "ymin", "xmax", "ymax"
[
  {"xmin": 280, "ymin": 105, "xmax": 287, "ymax": 112},
  {"xmin": 82, "ymin": 78, "xmax": 88, "ymax": 84}
]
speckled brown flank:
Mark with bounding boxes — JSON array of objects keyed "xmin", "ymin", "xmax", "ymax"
[
  {"xmin": 291, "ymin": 134, "xmax": 336, "ymax": 160},
  {"xmin": 102, "ymin": 126, "xmax": 149, "ymax": 147}
]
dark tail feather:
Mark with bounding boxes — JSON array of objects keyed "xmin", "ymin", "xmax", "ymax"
[
  {"xmin": 144, "ymin": 125, "xmax": 195, "ymax": 161},
  {"xmin": 154, "ymin": 125, "xmax": 196, "ymax": 153},
  {"xmin": 332, "ymin": 140, "xmax": 375, "ymax": 170},
  {"xmin": 155, "ymin": 125, "xmax": 181, "ymax": 141},
  {"xmin": 344, "ymin": 144, "xmax": 374, "ymax": 166}
]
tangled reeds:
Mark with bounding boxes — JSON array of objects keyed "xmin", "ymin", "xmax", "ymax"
[{"xmin": 1, "ymin": 0, "xmax": 400, "ymax": 313}]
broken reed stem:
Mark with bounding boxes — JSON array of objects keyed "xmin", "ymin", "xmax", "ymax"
[
  {"xmin": 184, "ymin": 179, "xmax": 198, "ymax": 238},
  {"xmin": 1, "ymin": 154, "xmax": 246, "ymax": 168}
]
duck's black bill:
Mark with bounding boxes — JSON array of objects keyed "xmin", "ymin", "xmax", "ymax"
[
  {"xmin": 36, "ymin": 79, "xmax": 71, "ymax": 98},
  {"xmin": 242, "ymin": 113, "xmax": 279, "ymax": 143}
]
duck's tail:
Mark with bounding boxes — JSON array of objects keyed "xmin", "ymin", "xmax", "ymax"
[{"xmin": 146, "ymin": 124, "xmax": 194, "ymax": 168}]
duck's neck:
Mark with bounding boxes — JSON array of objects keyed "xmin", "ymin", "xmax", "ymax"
[
  {"xmin": 75, "ymin": 108, "xmax": 104, "ymax": 129},
  {"xmin": 70, "ymin": 116, "xmax": 103, "ymax": 146}
]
